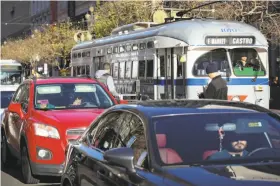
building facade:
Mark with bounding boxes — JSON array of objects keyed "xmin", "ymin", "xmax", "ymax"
[
  {"xmin": 30, "ymin": 0, "xmax": 51, "ymax": 30},
  {"xmin": 1, "ymin": 1, "xmax": 31, "ymax": 41}
]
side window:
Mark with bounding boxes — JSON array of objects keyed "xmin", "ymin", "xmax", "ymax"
[
  {"xmin": 132, "ymin": 61, "xmax": 138, "ymax": 79},
  {"xmin": 20, "ymin": 84, "xmax": 30, "ymax": 113},
  {"xmin": 119, "ymin": 113, "xmax": 147, "ymax": 168},
  {"xmin": 86, "ymin": 65, "xmax": 90, "ymax": 75},
  {"xmin": 73, "ymin": 66, "xmax": 77, "ymax": 76},
  {"xmin": 12, "ymin": 85, "xmax": 24, "ymax": 103},
  {"xmin": 113, "ymin": 62, "xmax": 119, "ymax": 78},
  {"xmin": 125, "ymin": 61, "xmax": 132, "ymax": 79},
  {"xmin": 159, "ymin": 56, "xmax": 165, "ymax": 77},
  {"xmin": 146, "ymin": 60, "xmax": 154, "ymax": 78},
  {"xmin": 138, "ymin": 60, "xmax": 145, "ymax": 78},
  {"xmin": 192, "ymin": 48, "xmax": 230, "ymax": 77},
  {"xmin": 93, "ymin": 112, "xmax": 123, "ymax": 151}
]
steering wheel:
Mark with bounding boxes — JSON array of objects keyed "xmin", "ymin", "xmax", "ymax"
[{"xmin": 247, "ymin": 147, "xmax": 273, "ymax": 157}]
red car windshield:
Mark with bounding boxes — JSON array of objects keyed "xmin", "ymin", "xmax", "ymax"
[
  {"xmin": 152, "ymin": 111, "xmax": 280, "ymax": 166},
  {"xmin": 34, "ymin": 83, "xmax": 114, "ymax": 110}
]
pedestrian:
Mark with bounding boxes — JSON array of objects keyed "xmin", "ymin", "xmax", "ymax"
[
  {"xmin": 198, "ymin": 63, "xmax": 228, "ymax": 100},
  {"xmin": 95, "ymin": 63, "xmax": 119, "ymax": 97}
]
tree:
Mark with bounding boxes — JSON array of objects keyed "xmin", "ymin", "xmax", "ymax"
[
  {"xmin": 92, "ymin": 1, "xmax": 162, "ymax": 38},
  {"xmin": 168, "ymin": 1, "xmax": 280, "ymax": 44},
  {"xmin": 1, "ymin": 22, "xmax": 80, "ymax": 76}
]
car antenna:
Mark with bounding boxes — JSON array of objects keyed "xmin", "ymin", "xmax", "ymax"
[{"xmin": 176, "ymin": 1, "xmax": 225, "ymax": 18}]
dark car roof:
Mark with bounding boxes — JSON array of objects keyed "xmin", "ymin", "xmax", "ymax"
[
  {"xmin": 24, "ymin": 76, "xmax": 98, "ymax": 85},
  {"xmin": 111, "ymin": 99, "xmax": 270, "ymax": 118}
]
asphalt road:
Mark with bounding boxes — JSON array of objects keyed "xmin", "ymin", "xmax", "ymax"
[
  {"xmin": 1, "ymin": 163, "xmax": 60, "ymax": 186},
  {"xmin": 1, "ymin": 110, "xmax": 279, "ymax": 186}
]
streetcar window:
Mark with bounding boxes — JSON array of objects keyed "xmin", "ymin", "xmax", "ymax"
[
  {"xmin": 82, "ymin": 52, "xmax": 86, "ymax": 57},
  {"xmin": 113, "ymin": 47, "xmax": 118, "ymax": 54},
  {"xmin": 78, "ymin": 53, "xmax": 81, "ymax": 58},
  {"xmin": 125, "ymin": 61, "xmax": 132, "ymax": 79},
  {"xmin": 147, "ymin": 41, "xmax": 154, "ymax": 49},
  {"xmin": 140, "ymin": 43, "xmax": 146, "ymax": 50},
  {"xmin": 146, "ymin": 60, "xmax": 154, "ymax": 78},
  {"xmin": 119, "ymin": 46, "xmax": 125, "ymax": 53},
  {"xmin": 139, "ymin": 60, "xmax": 145, "ymax": 78},
  {"xmin": 177, "ymin": 56, "xmax": 183, "ymax": 77},
  {"xmin": 192, "ymin": 48, "xmax": 230, "ymax": 77},
  {"xmin": 77, "ymin": 66, "xmax": 81, "ymax": 75},
  {"xmin": 86, "ymin": 65, "xmax": 90, "ymax": 75},
  {"xmin": 119, "ymin": 62, "xmax": 125, "ymax": 79},
  {"xmin": 81, "ymin": 66, "xmax": 86, "ymax": 75},
  {"xmin": 107, "ymin": 47, "xmax": 112, "ymax": 54},
  {"xmin": 86, "ymin": 51, "xmax": 90, "ymax": 57},
  {"xmin": 230, "ymin": 48, "xmax": 266, "ymax": 76},
  {"xmin": 132, "ymin": 61, "xmax": 138, "ymax": 79},
  {"xmin": 73, "ymin": 66, "xmax": 77, "ymax": 76},
  {"xmin": 113, "ymin": 63, "xmax": 119, "ymax": 78},
  {"xmin": 160, "ymin": 56, "xmax": 165, "ymax": 77},
  {"xmin": 126, "ymin": 44, "xmax": 131, "ymax": 51},
  {"xmin": 73, "ymin": 53, "xmax": 77, "ymax": 59},
  {"xmin": 132, "ymin": 44, "xmax": 138, "ymax": 51}
]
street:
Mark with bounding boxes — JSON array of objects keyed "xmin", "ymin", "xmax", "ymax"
[{"xmin": 1, "ymin": 163, "xmax": 60, "ymax": 186}]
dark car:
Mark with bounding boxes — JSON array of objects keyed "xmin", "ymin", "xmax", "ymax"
[{"xmin": 61, "ymin": 100, "xmax": 280, "ymax": 186}]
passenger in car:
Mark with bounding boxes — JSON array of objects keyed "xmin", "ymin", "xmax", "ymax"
[
  {"xmin": 208, "ymin": 133, "xmax": 249, "ymax": 160},
  {"xmin": 36, "ymin": 100, "xmax": 55, "ymax": 109}
]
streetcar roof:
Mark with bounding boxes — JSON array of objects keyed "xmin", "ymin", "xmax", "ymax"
[{"xmin": 72, "ymin": 19, "xmax": 268, "ymax": 50}]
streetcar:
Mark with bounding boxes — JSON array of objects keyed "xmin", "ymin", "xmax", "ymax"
[{"xmin": 71, "ymin": 19, "xmax": 270, "ymax": 109}]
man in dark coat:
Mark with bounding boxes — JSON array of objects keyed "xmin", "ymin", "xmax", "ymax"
[{"xmin": 198, "ymin": 63, "xmax": 228, "ymax": 100}]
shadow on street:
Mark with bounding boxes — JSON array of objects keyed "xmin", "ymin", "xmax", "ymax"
[{"xmin": 1, "ymin": 161, "xmax": 60, "ymax": 186}]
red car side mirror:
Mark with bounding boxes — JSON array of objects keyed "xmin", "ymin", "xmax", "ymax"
[{"xmin": 8, "ymin": 103, "xmax": 24, "ymax": 118}]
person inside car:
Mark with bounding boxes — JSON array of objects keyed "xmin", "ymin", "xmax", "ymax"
[
  {"xmin": 36, "ymin": 100, "xmax": 55, "ymax": 109},
  {"xmin": 208, "ymin": 133, "xmax": 249, "ymax": 160},
  {"xmin": 72, "ymin": 96, "xmax": 82, "ymax": 106}
]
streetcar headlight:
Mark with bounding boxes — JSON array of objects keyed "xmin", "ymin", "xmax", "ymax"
[{"xmin": 33, "ymin": 123, "xmax": 60, "ymax": 139}]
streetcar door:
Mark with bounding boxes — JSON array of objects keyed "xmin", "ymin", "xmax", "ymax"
[{"xmin": 157, "ymin": 48, "xmax": 174, "ymax": 99}]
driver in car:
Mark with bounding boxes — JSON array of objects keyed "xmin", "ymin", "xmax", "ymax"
[
  {"xmin": 72, "ymin": 96, "xmax": 82, "ymax": 106},
  {"xmin": 209, "ymin": 133, "xmax": 249, "ymax": 160}
]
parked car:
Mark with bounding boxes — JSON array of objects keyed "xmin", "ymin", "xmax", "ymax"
[
  {"xmin": 1, "ymin": 76, "xmax": 119, "ymax": 184},
  {"xmin": 0, "ymin": 85, "xmax": 18, "ymax": 115},
  {"xmin": 61, "ymin": 99, "xmax": 280, "ymax": 186}
]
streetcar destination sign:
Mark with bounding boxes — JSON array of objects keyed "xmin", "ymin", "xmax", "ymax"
[{"xmin": 205, "ymin": 36, "xmax": 255, "ymax": 45}]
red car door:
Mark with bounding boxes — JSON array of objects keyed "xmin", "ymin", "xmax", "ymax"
[{"xmin": 7, "ymin": 84, "xmax": 29, "ymax": 153}]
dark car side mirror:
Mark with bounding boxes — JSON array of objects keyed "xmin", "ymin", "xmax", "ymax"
[
  {"xmin": 104, "ymin": 147, "xmax": 135, "ymax": 173},
  {"xmin": 8, "ymin": 103, "xmax": 23, "ymax": 118}
]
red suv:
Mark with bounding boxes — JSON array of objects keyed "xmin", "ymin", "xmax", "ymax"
[{"xmin": 1, "ymin": 77, "xmax": 118, "ymax": 184}]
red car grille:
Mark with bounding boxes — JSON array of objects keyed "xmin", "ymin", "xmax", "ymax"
[{"xmin": 66, "ymin": 129, "xmax": 85, "ymax": 141}]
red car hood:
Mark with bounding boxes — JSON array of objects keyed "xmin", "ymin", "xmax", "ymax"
[{"xmin": 33, "ymin": 108, "xmax": 105, "ymax": 129}]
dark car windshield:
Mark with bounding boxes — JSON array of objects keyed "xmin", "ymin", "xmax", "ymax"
[
  {"xmin": 1, "ymin": 91, "xmax": 14, "ymax": 108},
  {"xmin": 152, "ymin": 111, "xmax": 280, "ymax": 166},
  {"xmin": 34, "ymin": 83, "xmax": 114, "ymax": 110}
]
